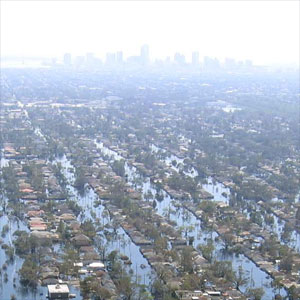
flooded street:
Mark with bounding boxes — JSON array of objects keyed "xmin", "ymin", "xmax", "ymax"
[{"xmin": 95, "ymin": 141, "xmax": 287, "ymax": 299}]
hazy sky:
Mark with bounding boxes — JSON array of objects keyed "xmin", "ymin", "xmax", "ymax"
[{"xmin": 1, "ymin": 0, "xmax": 299, "ymax": 65}]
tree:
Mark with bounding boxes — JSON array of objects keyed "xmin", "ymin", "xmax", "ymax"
[
  {"xmin": 272, "ymin": 277, "xmax": 284, "ymax": 295},
  {"xmin": 144, "ymin": 190, "xmax": 153, "ymax": 201},
  {"xmin": 14, "ymin": 231, "xmax": 40, "ymax": 256},
  {"xmin": 250, "ymin": 211, "xmax": 263, "ymax": 226},
  {"xmin": 180, "ymin": 247, "xmax": 193, "ymax": 273},
  {"xmin": 246, "ymin": 288, "xmax": 264, "ymax": 300},
  {"xmin": 74, "ymin": 168, "xmax": 87, "ymax": 194},
  {"xmin": 80, "ymin": 276, "xmax": 93, "ymax": 298},
  {"xmin": 137, "ymin": 287, "xmax": 153, "ymax": 300},
  {"xmin": 281, "ymin": 223, "xmax": 292, "ymax": 242},
  {"xmin": 181, "ymin": 273, "xmax": 201, "ymax": 290},
  {"xmin": 279, "ymin": 254, "xmax": 293, "ymax": 273},
  {"xmin": 198, "ymin": 239, "xmax": 214, "ymax": 263},
  {"xmin": 117, "ymin": 274, "xmax": 134, "ymax": 300},
  {"xmin": 151, "ymin": 279, "xmax": 165, "ymax": 298},
  {"xmin": 209, "ymin": 261, "xmax": 234, "ymax": 282},
  {"xmin": 222, "ymin": 232, "xmax": 235, "ymax": 250},
  {"xmin": 19, "ymin": 257, "xmax": 39, "ymax": 288},
  {"xmin": 107, "ymin": 250, "xmax": 118, "ymax": 270},
  {"xmin": 154, "ymin": 237, "xmax": 168, "ymax": 254},
  {"xmin": 112, "ymin": 159, "xmax": 126, "ymax": 177},
  {"xmin": 5, "ymin": 246, "xmax": 15, "ymax": 262},
  {"xmin": 287, "ymin": 285, "xmax": 300, "ymax": 300},
  {"xmin": 94, "ymin": 285, "xmax": 112, "ymax": 300},
  {"xmin": 60, "ymin": 248, "xmax": 79, "ymax": 275},
  {"xmin": 198, "ymin": 200, "xmax": 216, "ymax": 216},
  {"xmin": 296, "ymin": 207, "xmax": 300, "ymax": 223},
  {"xmin": 232, "ymin": 265, "xmax": 249, "ymax": 290},
  {"xmin": 57, "ymin": 220, "xmax": 66, "ymax": 236},
  {"xmin": 81, "ymin": 219, "xmax": 96, "ymax": 239}
]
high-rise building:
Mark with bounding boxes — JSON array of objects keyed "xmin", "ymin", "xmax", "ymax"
[
  {"xmin": 140, "ymin": 44, "xmax": 150, "ymax": 65},
  {"xmin": 224, "ymin": 58, "xmax": 236, "ymax": 70},
  {"xmin": 116, "ymin": 51, "xmax": 123, "ymax": 64},
  {"xmin": 192, "ymin": 52, "xmax": 199, "ymax": 66},
  {"xmin": 63, "ymin": 53, "xmax": 72, "ymax": 66},
  {"xmin": 74, "ymin": 56, "xmax": 85, "ymax": 67},
  {"xmin": 174, "ymin": 53, "xmax": 186, "ymax": 65},
  {"xmin": 106, "ymin": 53, "xmax": 116, "ymax": 65},
  {"xmin": 203, "ymin": 56, "xmax": 220, "ymax": 71},
  {"xmin": 86, "ymin": 53, "xmax": 95, "ymax": 66}
]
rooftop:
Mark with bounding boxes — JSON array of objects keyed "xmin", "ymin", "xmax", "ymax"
[{"xmin": 48, "ymin": 284, "xmax": 69, "ymax": 294}]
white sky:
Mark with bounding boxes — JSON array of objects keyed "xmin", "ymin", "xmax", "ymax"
[{"xmin": 1, "ymin": 0, "xmax": 299, "ymax": 65}]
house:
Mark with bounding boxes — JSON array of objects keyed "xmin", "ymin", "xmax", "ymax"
[
  {"xmin": 69, "ymin": 221, "xmax": 81, "ymax": 232},
  {"xmin": 47, "ymin": 284, "xmax": 69, "ymax": 299},
  {"xmin": 81, "ymin": 251, "xmax": 101, "ymax": 264},
  {"xmin": 31, "ymin": 231, "xmax": 59, "ymax": 241},
  {"xmin": 29, "ymin": 217, "xmax": 47, "ymax": 231},
  {"xmin": 40, "ymin": 266, "xmax": 59, "ymax": 282},
  {"xmin": 59, "ymin": 213, "xmax": 76, "ymax": 222},
  {"xmin": 88, "ymin": 262, "xmax": 105, "ymax": 271},
  {"xmin": 175, "ymin": 290, "xmax": 203, "ymax": 300},
  {"xmin": 27, "ymin": 210, "xmax": 45, "ymax": 218},
  {"xmin": 71, "ymin": 233, "xmax": 92, "ymax": 247},
  {"xmin": 30, "ymin": 224, "xmax": 47, "ymax": 231},
  {"xmin": 79, "ymin": 245, "xmax": 94, "ymax": 253}
]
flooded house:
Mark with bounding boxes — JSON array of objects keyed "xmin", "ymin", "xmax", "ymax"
[{"xmin": 47, "ymin": 284, "xmax": 70, "ymax": 299}]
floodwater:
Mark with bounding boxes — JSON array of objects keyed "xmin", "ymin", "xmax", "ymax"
[{"xmin": 96, "ymin": 140, "xmax": 287, "ymax": 300}]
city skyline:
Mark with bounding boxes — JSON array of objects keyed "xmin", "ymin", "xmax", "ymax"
[
  {"xmin": 2, "ymin": 44, "xmax": 258, "ymax": 67},
  {"xmin": 5, "ymin": 46, "xmax": 257, "ymax": 70},
  {"xmin": 1, "ymin": 1, "xmax": 299, "ymax": 66},
  {"xmin": 61, "ymin": 46, "xmax": 254, "ymax": 66}
]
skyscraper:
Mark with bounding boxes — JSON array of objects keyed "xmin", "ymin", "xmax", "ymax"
[
  {"xmin": 203, "ymin": 56, "xmax": 220, "ymax": 71},
  {"xmin": 116, "ymin": 51, "xmax": 123, "ymax": 64},
  {"xmin": 174, "ymin": 52, "xmax": 186, "ymax": 65},
  {"xmin": 63, "ymin": 53, "xmax": 72, "ymax": 66},
  {"xmin": 74, "ymin": 56, "xmax": 85, "ymax": 67},
  {"xmin": 106, "ymin": 53, "xmax": 116, "ymax": 65},
  {"xmin": 140, "ymin": 44, "xmax": 150, "ymax": 65},
  {"xmin": 224, "ymin": 58, "xmax": 236, "ymax": 70},
  {"xmin": 192, "ymin": 52, "xmax": 199, "ymax": 66},
  {"xmin": 86, "ymin": 53, "xmax": 95, "ymax": 67}
]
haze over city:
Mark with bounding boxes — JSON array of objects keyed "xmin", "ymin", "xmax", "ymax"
[{"xmin": 1, "ymin": 0, "xmax": 299, "ymax": 66}]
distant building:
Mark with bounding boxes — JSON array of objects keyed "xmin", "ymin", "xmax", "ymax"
[
  {"xmin": 140, "ymin": 44, "xmax": 150, "ymax": 65},
  {"xmin": 192, "ymin": 51, "xmax": 199, "ymax": 66},
  {"xmin": 48, "ymin": 284, "xmax": 69, "ymax": 299},
  {"xmin": 116, "ymin": 51, "xmax": 123, "ymax": 64},
  {"xmin": 74, "ymin": 56, "xmax": 85, "ymax": 67},
  {"xmin": 126, "ymin": 55, "xmax": 142, "ymax": 66},
  {"xmin": 174, "ymin": 52, "xmax": 186, "ymax": 65},
  {"xmin": 86, "ymin": 52, "xmax": 95, "ymax": 66},
  {"xmin": 203, "ymin": 56, "xmax": 220, "ymax": 71},
  {"xmin": 224, "ymin": 58, "xmax": 236, "ymax": 70},
  {"xmin": 106, "ymin": 52, "xmax": 116, "ymax": 65},
  {"xmin": 165, "ymin": 56, "xmax": 171, "ymax": 64},
  {"xmin": 63, "ymin": 53, "xmax": 71, "ymax": 66}
]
